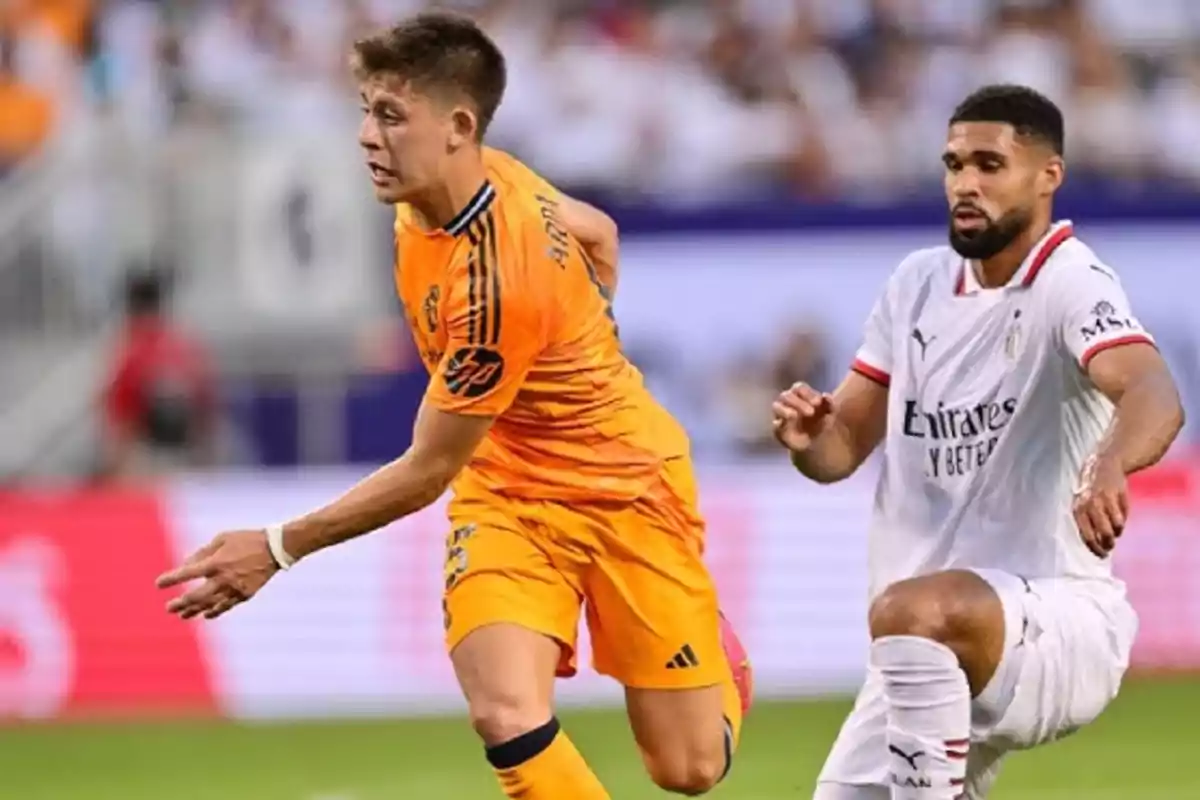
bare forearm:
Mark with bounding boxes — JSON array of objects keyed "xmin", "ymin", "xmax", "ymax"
[
  {"xmin": 790, "ymin": 419, "xmax": 863, "ymax": 484},
  {"xmin": 1096, "ymin": 375, "xmax": 1184, "ymax": 474},
  {"xmin": 282, "ymin": 451, "xmax": 452, "ymax": 559}
]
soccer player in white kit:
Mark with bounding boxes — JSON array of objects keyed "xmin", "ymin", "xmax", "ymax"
[{"xmin": 773, "ymin": 85, "xmax": 1186, "ymax": 799}]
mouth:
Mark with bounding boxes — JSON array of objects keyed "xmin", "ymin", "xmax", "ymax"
[
  {"xmin": 952, "ymin": 206, "xmax": 988, "ymax": 230},
  {"xmin": 367, "ymin": 162, "xmax": 397, "ymax": 185}
]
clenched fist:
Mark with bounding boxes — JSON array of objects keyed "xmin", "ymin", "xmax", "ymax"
[
  {"xmin": 1072, "ymin": 454, "xmax": 1129, "ymax": 559},
  {"xmin": 772, "ymin": 382, "xmax": 835, "ymax": 452}
]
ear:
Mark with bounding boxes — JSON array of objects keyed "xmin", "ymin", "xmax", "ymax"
[
  {"xmin": 1038, "ymin": 154, "xmax": 1065, "ymax": 197},
  {"xmin": 447, "ymin": 105, "xmax": 480, "ymax": 150}
]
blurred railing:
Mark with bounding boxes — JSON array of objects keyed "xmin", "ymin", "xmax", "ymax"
[{"xmin": 0, "ymin": 115, "xmax": 131, "ymax": 481}]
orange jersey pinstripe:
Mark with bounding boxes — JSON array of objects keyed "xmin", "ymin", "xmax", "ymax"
[{"xmin": 394, "ymin": 148, "xmax": 689, "ymax": 502}]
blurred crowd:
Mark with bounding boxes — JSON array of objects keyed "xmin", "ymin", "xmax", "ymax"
[
  {"xmin": 7, "ymin": 0, "xmax": 1200, "ymax": 198},
  {"xmin": 5, "ymin": 0, "xmax": 1200, "ymax": 480}
]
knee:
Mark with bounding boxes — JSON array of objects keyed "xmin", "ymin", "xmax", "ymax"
[
  {"xmin": 868, "ymin": 575, "xmax": 977, "ymax": 645},
  {"xmin": 643, "ymin": 745, "xmax": 727, "ymax": 796},
  {"xmin": 467, "ymin": 693, "xmax": 551, "ymax": 747}
]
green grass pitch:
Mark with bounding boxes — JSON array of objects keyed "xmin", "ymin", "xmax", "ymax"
[{"xmin": 2, "ymin": 678, "xmax": 1195, "ymax": 799}]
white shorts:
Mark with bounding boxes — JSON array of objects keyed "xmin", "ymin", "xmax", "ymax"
[{"xmin": 814, "ymin": 569, "xmax": 1139, "ymax": 799}]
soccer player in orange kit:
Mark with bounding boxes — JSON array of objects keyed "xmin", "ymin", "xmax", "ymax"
[{"xmin": 157, "ymin": 12, "xmax": 751, "ymax": 798}]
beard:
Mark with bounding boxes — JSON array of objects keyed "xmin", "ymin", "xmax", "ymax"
[{"xmin": 948, "ymin": 206, "xmax": 1032, "ymax": 260}]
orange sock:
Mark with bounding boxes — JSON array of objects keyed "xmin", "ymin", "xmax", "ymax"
[{"xmin": 488, "ymin": 718, "xmax": 610, "ymax": 799}]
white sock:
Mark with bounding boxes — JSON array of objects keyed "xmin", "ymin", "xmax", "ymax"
[{"xmin": 872, "ymin": 636, "xmax": 970, "ymax": 799}]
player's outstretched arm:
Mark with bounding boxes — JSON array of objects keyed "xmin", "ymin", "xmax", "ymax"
[
  {"xmin": 773, "ymin": 371, "xmax": 888, "ymax": 484},
  {"xmin": 1087, "ymin": 344, "xmax": 1184, "ymax": 474},
  {"xmin": 154, "ymin": 403, "xmax": 493, "ymax": 620},
  {"xmin": 1057, "ymin": 264, "xmax": 1184, "ymax": 557},
  {"xmin": 280, "ymin": 402, "xmax": 492, "ymax": 559},
  {"xmin": 558, "ymin": 194, "xmax": 620, "ymax": 294},
  {"xmin": 1073, "ymin": 343, "xmax": 1184, "ymax": 558}
]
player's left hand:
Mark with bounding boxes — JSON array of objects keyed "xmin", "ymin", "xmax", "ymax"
[
  {"xmin": 156, "ymin": 530, "xmax": 279, "ymax": 620},
  {"xmin": 1072, "ymin": 455, "xmax": 1129, "ymax": 559}
]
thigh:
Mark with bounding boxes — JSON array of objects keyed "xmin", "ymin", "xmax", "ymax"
[
  {"xmin": 582, "ymin": 490, "xmax": 726, "ymax": 692},
  {"xmin": 986, "ymin": 578, "xmax": 1137, "ymax": 750},
  {"xmin": 443, "ymin": 503, "xmax": 584, "ymax": 678},
  {"xmin": 623, "ymin": 683, "xmax": 728, "ymax": 779}
]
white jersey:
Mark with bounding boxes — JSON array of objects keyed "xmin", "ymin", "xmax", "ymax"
[{"xmin": 854, "ymin": 221, "xmax": 1155, "ymax": 598}]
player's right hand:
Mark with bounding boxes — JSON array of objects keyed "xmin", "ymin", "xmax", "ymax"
[{"xmin": 772, "ymin": 382, "xmax": 834, "ymax": 452}]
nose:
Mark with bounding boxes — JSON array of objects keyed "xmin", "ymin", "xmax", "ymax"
[
  {"xmin": 359, "ymin": 114, "xmax": 381, "ymax": 152},
  {"xmin": 950, "ymin": 167, "xmax": 981, "ymax": 202}
]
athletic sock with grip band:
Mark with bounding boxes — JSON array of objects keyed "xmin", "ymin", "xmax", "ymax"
[
  {"xmin": 485, "ymin": 717, "xmax": 611, "ymax": 799},
  {"xmin": 872, "ymin": 636, "xmax": 971, "ymax": 799}
]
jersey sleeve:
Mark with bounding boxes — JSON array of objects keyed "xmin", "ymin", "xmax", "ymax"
[
  {"xmin": 424, "ymin": 216, "xmax": 548, "ymax": 416},
  {"xmin": 1055, "ymin": 261, "xmax": 1155, "ymax": 369},
  {"xmin": 851, "ymin": 278, "xmax": 894, "ymax": 387}
]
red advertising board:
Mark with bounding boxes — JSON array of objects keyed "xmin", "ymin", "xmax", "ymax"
[{"xmin": 0, "ymin": 489, "xmax": 216, "ymax": 718}]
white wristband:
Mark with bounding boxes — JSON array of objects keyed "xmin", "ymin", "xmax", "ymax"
[{"xmin": 265, "ymin": 523, "xmax": 297, "ymax": 571}]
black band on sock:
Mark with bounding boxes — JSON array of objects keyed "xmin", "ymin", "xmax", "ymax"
[
  {"xmin": 719, "ymin": 715, "xmax": 734, "ymax": 782},
  {"xmin": 485, "ymin": 717, "xmax": 561, "ymax": 770}
]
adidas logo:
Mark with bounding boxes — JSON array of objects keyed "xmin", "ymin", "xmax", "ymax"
[{"xmin": 665, "ymin": 644, "xmax": 700, "ymax": 670}]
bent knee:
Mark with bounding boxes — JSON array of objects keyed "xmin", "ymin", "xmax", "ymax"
[
  {"xmin": 468, "ymin": 696, "xmax": 553, "ymax": 747},
  {"xmin": 643, "ymin": 743, "xmax": 728, "ymax": 795},
  {"xmin": 868, "ymin": 571, "xmax": 995, "ymax": 644}
]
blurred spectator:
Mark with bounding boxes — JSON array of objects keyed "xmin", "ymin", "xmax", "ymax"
[
  {"xmin": 99, "ymin": 268, "xmax": 216, "ymax": 481},
  {"xmin": 4, "ymin": 0, "xmax": 1200, "ymax": 476},
  {"xmin": 0, "ymin": 0, "xmax": 89, "ymax": 166},
  {"xmin": 718, "ymin": 325, "xmax": 831, "ymax": 456},
  {"xmin": 7, "ymin": 0, "xmax": 1200, "ymax": 195}
]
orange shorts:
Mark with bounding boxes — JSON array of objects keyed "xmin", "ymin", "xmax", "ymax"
[{"xmin": 441, "ymin": 457, "xmax": 728, "ymax": 690}]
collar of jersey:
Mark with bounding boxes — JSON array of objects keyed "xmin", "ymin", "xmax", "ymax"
[
  {"xmin": 442, "ymin": 181, "xmax": 496, "ymax": 237},
  {"xmin": 955, "ymin": 220, "xmax": 1074, "ymax": 296}
]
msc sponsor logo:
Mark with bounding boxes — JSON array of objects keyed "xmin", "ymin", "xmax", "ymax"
[
  {"xmin": 1079, "ymin": 299, "xmax": 1140, "ymax": 342},
  {"xmin": 903, "ymin": 397, "xmax": 1018, "ymax": 479}
]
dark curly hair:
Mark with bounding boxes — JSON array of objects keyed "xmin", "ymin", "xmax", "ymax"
[{"xmin": 950, "ymin": 84, "xmax": 1064, "ymax": 156}]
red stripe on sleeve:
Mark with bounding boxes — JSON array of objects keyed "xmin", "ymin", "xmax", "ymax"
[
  {"xmin": 851, "ymin": 359, "xmax": 890, "ymax": 388},
  {"xmin": 1080, "ymin": 334, "xmax": 1156, "ymax": 369}
]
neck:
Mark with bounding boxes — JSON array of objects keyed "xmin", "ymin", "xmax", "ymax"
[
  {"xmin": 975, "ymin": 212, "xmax": 1054, "ymax": 288},
  {"xmin": 409, "ymin": 151, "xmax": 488, "ymax": 232}
]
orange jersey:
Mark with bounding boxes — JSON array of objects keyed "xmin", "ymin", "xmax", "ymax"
[{"xmin": 393, "ymin": 149, "xmax": 689, "ymax": 502}]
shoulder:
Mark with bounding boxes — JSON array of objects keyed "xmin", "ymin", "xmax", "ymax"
[
  {"xmin": 884, "ymin": 245, "xmax": 958, "ymax": 298},
  {"xmin": 1033, "ymin": 238, "xmax": 1128, "ymax": 315},
  {"xmin": 484, "ymin": 147, "xmax": 558, "ymax": 199},
  {"xmin": 897, "ymin": 245, "xmax": 954, "ymax": 278},
  {"xmin": 1040, "ymin": 237, "xmax": 1122, "ymax": 286},
  {"xmin": 488, "ymin": 183, "xmax": 573, "ymax": 276}
]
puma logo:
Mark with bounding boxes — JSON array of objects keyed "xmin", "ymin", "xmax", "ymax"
[
  {"xmin": 911, "ymin": 327, "xmax": 936, "ymax": 360},
  {"xmin": 889, "ymin": 744, "xmax": 926, "ymax": 771}
]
